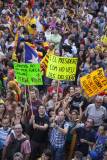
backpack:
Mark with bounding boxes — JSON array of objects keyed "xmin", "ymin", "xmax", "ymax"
[{"xmin": 6, "ymin": 133, "xmax": 27, "ymax": 160}]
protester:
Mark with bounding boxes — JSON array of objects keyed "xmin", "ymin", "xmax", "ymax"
[
  {"xmin": 2, "ymin": 124, "xmax": 31, "ymax": 160},
  {"xmin": 85, "ymin": 96, "xmax": 107, "ymax": 130},
  {"xmin": 30, "ymin": 105, "xmax": 49, "ymax": 160},
  {"xmin": 72, "ymin": 118, "xmax": 96, "ymax": 159},
  {"xmin": 49, "ymin": 110, "xmax": 69, "ymax": 160}
]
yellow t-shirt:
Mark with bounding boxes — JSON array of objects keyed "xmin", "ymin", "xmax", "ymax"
[
  {"xmin": 101, "ymin": 35, "xmax": 107, "ymax": 45},
  {"xmin": 27, "ymin": 17, "xmax": 37, "ymax": 35},
  {"xmin": 19, "ymin": 16, "xmax": 30, "ymax": 27}
]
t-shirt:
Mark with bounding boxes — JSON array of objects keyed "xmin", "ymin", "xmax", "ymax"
[
  {"xmin": 76, "ymin": 127, "xmax": 96, "ymax": 156},
  {"xmin": 47, "ymin": 86, "xmax": 63, "ymax": 96},
  {"xmin": 0, "ymin": 127, "xmax": 11, "ymax": 149},
  {"xmin": 95, "ymin": 134, "xmax": 107, "ymax": 154},
  {"xmin": 31, "ymin": 115, "xmax": 49, "ymax": 143},
  {"xmin": 85, "ymin": 104, "xmax": 107, "ymax": 126},
  {"xmin": 70, "ymin": 95, "xmax": 88, "ymax": 111}
]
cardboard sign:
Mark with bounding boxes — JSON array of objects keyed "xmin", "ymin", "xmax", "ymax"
[
  {"xmin": 46, "ymin": 55, "xmax": 78, "ymax": 80},
  {"xmin": 80, "ymin": 68, "xmax": 107, "ymax": 97},
  {"xmin": 14, "ymin": 63, "xmax": 43, "ymax": 85}
]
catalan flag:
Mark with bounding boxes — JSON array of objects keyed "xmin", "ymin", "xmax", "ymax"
[
  {"xmin": 25, "ymin": 43, "xmax": 39, "ymax": 63},
  {"xmin": 40, "ymin": 49, "xmax": 55, "ymax": 72}
]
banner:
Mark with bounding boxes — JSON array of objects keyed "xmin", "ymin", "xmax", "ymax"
[
  {"xmin": 46, "ymin": 55, "xmax": 77, "ymax": 80},
  {"xmin": 14, "ymin": 63, "xmax": 43, "ymax": 85},
  {"xmin": 80, "ymin": 68, "xmax": 107, "ymax": 97}
]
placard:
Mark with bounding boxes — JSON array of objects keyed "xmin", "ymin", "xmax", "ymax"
[
  {"xmin": 80, "ymin": 68, "xmax": 107, "ymax": 97},
  {"xmin": 46, "ymin": 55, "xmax": 78, "ymax": 80},
  {"xmin": 14, "ymin": 63, "xmax": 43, "ymax": 85}
]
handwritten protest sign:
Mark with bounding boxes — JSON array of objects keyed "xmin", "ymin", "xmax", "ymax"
[
  {"xmin": 80, "ymin": 68, "xmax": 107, "ymax": 97},
  {"xmin": 46, "ymin": 55, "xmax": 78, "ymax": 80},
  {"xmin": 14, "ymin": 63, "xmax": 43, "ymax": 85}
]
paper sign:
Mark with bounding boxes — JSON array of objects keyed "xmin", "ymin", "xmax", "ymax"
[
  {"xmin": 46, "ymin": 55, "xmax": 78, "ymax": 80},
  {"xmin": 14, "ymin": 63, "xmax": 43, "ymax": 85},
  {"xmin": 80, "ymin": 68, "xmax": 107, "ymax": 97}
]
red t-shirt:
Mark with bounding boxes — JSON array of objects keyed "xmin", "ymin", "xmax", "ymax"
[{"xmin": 47, "ymin": 86, "xmax": 63, "ymax": 96}]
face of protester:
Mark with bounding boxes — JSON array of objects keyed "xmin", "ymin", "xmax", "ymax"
[
  {"xmin": 79, "ymin": 51, "xmax": 84, "ymax": 57},
  {"xmin": 95, "ymin": 98, "xmax": 103, "ymax": 108},
  {"xmin": 89, "ymin": 50, "xmax": 95, "ymax": 58},
  {"xmin": 98, "ymin": 126, "xmax": 105, "ymax": 135},
  {"xmin": 69, "ymin": 87, "xmax": 75, "ymax": 95},
  {"xmin": 52, "ymin": 94, "xmax": 58, "ymax": 102},
  {"xmin": 31, "ymin": 91, "xmax": 37, "ymax": 100},
  {"xmin": 15, "ymin": 107, "xmax": 22, "ymax": 117},
  {"xmin": 85, "ymin": 118, "xmax": 93, "ymax": 129},
  {"xmin": 49, "ymin": 43, "xmax": 55, "ymax": 50},
  {"xmin": 71, "ymin": 111, "xmax": 78, "ymax": 122},
  {"xmin": 38, "ymin": 106, "xmax": 46, "ymax": 117},
  {"xmin": 58, "ymin": 111, "xmax": 65, "ymax": 122},
  {"xmin": 86, "ymin": 57, "xmax": 90, "ymax": 63},
  {"xmin": 80, "ymin": 44, "xmax": 85, "ymax": 51},
  {"xmin": 4, "ymin": 28, "xmax": 9, "ymax": 34},
  {"xmin": 75, "ymin": 87, "xmax": 81, "ymax": 97},
  {"xmin": 2, "ymin": 118, "xmax": 10, "ymax": 130},
  {"xmin": 51, "ymin": 80, "xmax": 57, "ymax": 87},
  {"xmin": 14, "ymin": 124, "xmax": 23, "ymax": 137}
]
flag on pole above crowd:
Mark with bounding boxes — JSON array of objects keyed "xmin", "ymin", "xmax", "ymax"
[{"xmin": 25, "ymin": 43, "xmax": 39, "ymax": 63}]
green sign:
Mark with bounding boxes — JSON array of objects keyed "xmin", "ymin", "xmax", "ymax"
[{"xmin": 14, "ymin": 63, "xmax": 43, "ymax": 85}]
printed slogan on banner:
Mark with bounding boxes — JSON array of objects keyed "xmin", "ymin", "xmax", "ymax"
[
  {"xmin": 46, "ymin": 55, "xmax": 78, "ymax": 81},
  {"xmin": 80, "ymin": 68, "xmax": 107, "ymax": 97}
]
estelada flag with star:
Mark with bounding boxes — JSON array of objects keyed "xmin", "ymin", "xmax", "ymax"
[{"xmin": 25, "ymin": 43, "xmax": 40, "ymax": 63}]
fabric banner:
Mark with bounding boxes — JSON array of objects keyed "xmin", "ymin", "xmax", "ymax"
[
  {"xmin": 80, "ymin": 68, "xmax": 107, "ymax": 97},
  {"xmin": 46, "ymin": 55, "xmax": 77, "ymax": 80},
  {"xmin": 14, "ymin": 63, "xmax": 43, "ymax": 85}
]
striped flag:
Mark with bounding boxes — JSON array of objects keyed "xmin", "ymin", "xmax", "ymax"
[{"xmin": 40, "ymin": 49, "xmax": 55, "ymax": 73}]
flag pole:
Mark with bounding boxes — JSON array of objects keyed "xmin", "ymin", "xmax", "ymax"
[
  {"xmin": 56, "ymin": 80, "xmax": 60, "ymax": 101},
  {"xmin": 23, "ymin": 42, "xmax": 34, "ymax": 116},
  {"xmin": 28, "ymin": 86, "xmax": 34, "ymax": 115}
]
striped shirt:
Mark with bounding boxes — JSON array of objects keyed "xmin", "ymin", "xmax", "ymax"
[
  {"xmin": 50, "ymin": 121, "xmax": 69, "ymax": 148},
  {"xmin": 0, "ymin": 127, "xmax": 11, "ymax": 149}
]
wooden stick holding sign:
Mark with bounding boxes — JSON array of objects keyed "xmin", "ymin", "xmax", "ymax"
[
  {"xmin": 28, "ymin": 86, "xmax": 34, "ymax": 116},
  {"xmin": 56, "ymin": 80, "xmax": 60, "ymax": 101}
]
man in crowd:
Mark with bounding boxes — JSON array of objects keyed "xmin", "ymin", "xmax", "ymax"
[
  {"xmin": 30, "ymin": 105, "xmax": 49, "ymax": 160},
  {"xmin": 72, "ymin": 118, "xmax": 96, "ymax": 159},
  {"xmin": 50, "ymin": 110, "xmax": 69, "ymax": 160},
  {"xmin": 85, "ymin": 96, "xmax": 107, "ymax": 130},
  {"xmin": 2, "ymin": 124, "xmax": 31, "ymax": 160}
]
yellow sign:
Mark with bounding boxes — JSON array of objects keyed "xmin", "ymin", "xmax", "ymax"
[
  {"xmin": 46, "ymin": 55, "xmax": 77, "ymax": 80},
  {"xmin": 80, "ymin": 68, "xmax": 107, "ymax": 97}
]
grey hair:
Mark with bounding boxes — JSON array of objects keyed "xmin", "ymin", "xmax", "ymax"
[{"xmin": 95, "ymin": 96, "xmax": 103, "ymax": 101}]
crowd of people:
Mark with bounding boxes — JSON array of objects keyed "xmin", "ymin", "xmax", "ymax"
[{"xmin": 0, "ymin": 0, "xmax": 107, "ymax": 160}]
